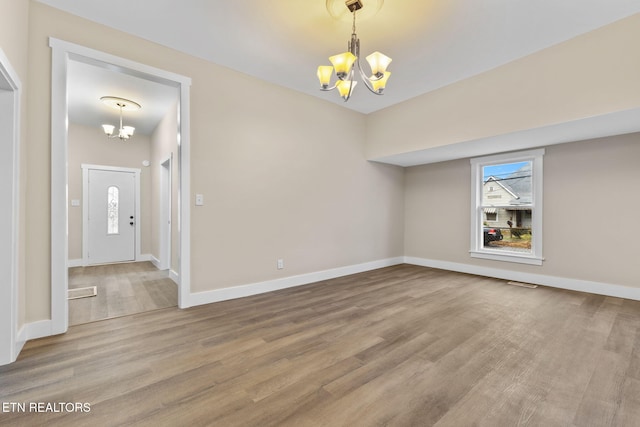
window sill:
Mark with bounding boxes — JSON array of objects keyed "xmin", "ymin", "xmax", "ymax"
[{"xmin": 470, "ymin": 250, "xmax": 543, "ymax": 266}]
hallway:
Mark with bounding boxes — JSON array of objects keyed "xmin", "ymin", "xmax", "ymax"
[{"xmin": 68, "ymin": 262, "xmax": 177, "ymax": 325}]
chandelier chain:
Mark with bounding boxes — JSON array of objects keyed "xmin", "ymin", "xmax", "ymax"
[{"xmin": 352, "ymin": 10, "xmax": 357, "ymax": 36}]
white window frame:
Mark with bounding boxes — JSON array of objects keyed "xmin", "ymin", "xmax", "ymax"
[{"xmin": 470, "ymin": 148, "xmax": 544, "ymax": 265}]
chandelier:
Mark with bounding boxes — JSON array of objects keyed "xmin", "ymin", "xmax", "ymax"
[
  {"xmin": 100, "ymin": 96, "xmax": 141, "ymax": 141},
  {"xmin": 317, "ymin": 0, "xmax": 392, "ymax": 102}
]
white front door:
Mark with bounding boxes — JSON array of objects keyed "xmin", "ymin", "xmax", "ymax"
[{"xmin": 87, "ymin": 168, "xmax": 136, "ymax": 264}]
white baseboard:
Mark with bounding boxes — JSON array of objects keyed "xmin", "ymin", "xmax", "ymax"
[
  {"xmin": 68, "ymin": 259, "xmax": 82, "ymax": 268},
  {"xmin": 150, "ymin": 255, "xmax": 161, "ymax": 270},
  {"xmin": 138, "ymin": 253, "xmax": 152, "ymax": 262},
  {"xmin": 150, "ymin": 256, "xmax": 178, "ymax": 285},
  {"xmin": 186, "ymin": 257, "xmax": 404, "ymax": 307},
  {"xmin": 69, "ymin": 255, "xmax": 154, "ymax": 268},
  {"xmin": 404, "ymin": 256, "xmax": 640, "ymax": 301},
  {"xmin": 14, "ymin": 325, "xmax": 26, "ymax": 361},
  {"xmin": 26, "ymin": 319, "xmax": 54, "ymax": 341},
  {"xmin": 169, "ymin": 269, "xmax": 180, "ymax": 285}
]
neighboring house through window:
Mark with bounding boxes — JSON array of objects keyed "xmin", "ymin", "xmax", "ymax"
[
  {"xmin": 485, "ymin": 210, "xmax": 497, "ymax": 222},
  {"xmin": 470, "ymin": 149, "xmax": 544, "ymax": 265}
]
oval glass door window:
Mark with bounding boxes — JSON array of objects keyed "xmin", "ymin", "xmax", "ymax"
[{"xmin": 107, "ymin": 186, "xmax": 119, "ymax": 235}]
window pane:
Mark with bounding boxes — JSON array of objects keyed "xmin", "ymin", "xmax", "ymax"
[
  {"xmin": 482, "ymin": 161, "xmax": 532, "ymax": 207},
  {"xmin": 107, "ymin": 186, "xmax": 119, "ymax": 235},
  {"xmin": 483, "ymin": 208, "xmax": 532, "ymax": 253},
  {"xmin": 481, "ymin": 161, "xmax": 533, "ymax": 254}
]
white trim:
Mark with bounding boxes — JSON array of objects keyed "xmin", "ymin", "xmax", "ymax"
[
  {"xmin": 0, "ymin": 48, "xmax": 22, "ymax": 366},
  {"xmin": 169, "ymin": 269, "xmax": 180, "ymax": 285},
  {"xmin": 49, "ymin": 38, "xmax": 192, "ymax": 335},
  {"xmin": 71, "ymin": 255, "xmax": 153, "ymax": 268},
  {"xmin": 159, "ymin": 157, "xmax": 172, "ymax": 271},
  {"xmin": 68, "ymin": 259, "xmax": 83, "ymax": 268},
  {"xmin": 82, "ymin": 164, "xmax": 142, "ymax": 266},
  {"xmin": 50, "ymin": 39, "xmax": 70, "ymax": 336},
  {"xmin": 14, "ymin": 326, "xmax": 26, "ymax": 361},
  {"xmin": 26, "ymin": 320, "xmax": 54, "ymax": 341},
  {"xmin": 49, "ymin": 39, "xmax": 192, "ymax": 87},
  {"xmin": 138, "ymin": 253, "xmax": 153, "ymax": 262},
  {"xmin": 470, "ymin": 148, "xmax": 545, "ymax": 167},
  {"xmin": 177, "ymin": 82, "xmax": 190, "ymax": 308},
  {"xmin": 470, "ymin": 250, "xmax": 543, "ymax": 266},
  {"xmin": 185, "ymin": 257, "xmax": 404, "ymax": 307},
  {"xmin": 150, "ymin": 254, "xmax": 162, "ymax": 269},
  {"xmin": 405, "ymin": 256, "xmax": 640, "ymax": 301}
]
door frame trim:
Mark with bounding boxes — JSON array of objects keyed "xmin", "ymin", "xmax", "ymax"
[
  {"xmin": 0, "ymin": 48, "xmax": 22, "ymax": 365},
  {"xmin": 82, "ymin": 164, "xmax": 141, "ymax": 266},
  {"xmin": 50, "ymin": 38, "xmax": 192, "ymax": 337},
  {"xmin": 159, "ymin": 156, "xmax": 172, "ymax": 271}
]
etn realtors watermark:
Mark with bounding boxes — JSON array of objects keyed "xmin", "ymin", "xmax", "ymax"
[{"xmin": 2, "ymin": 402, "xmax": 91, "ymax": 413}]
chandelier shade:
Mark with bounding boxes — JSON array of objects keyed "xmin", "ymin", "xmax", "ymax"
[
  {"xmin": 329, "ymin": 52, "xmax": 357, "ymax": 79},
  {"xmin": 371, "ymin": 71, "xmax": 390, "ymax": 93},
  {"xmin": 365, "ymin": 51, "xmax": 392, "ymax": 77},
  {"xmin": 336, "ymin": 80, "xmax": 357, "ymax": 100},
  {"xmin": 317, "ymin": 65, "xmax": 334, "ymax": 89},
  {"xmin": 317, "ymin": 0, "xmax": 392, "ymax": 102}
]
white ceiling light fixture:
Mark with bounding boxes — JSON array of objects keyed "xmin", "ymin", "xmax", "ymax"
[
  {"xmin": 317, "ymin": 0, "xmax": 392, "ymax": 102},
  {"xmin": 100, "ymin": 96, "xmax": 141, "ymax": 141}
]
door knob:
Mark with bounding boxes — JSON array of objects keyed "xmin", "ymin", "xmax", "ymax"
[{"xmin": 130, "ymin": 221, "xmax": 134, "ymax": 226}]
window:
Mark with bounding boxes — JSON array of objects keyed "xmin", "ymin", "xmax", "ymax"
[
  {"xmin": 470, "ymin": 149, "xmax": 544, "ymax": 265},
  {"xmin": 107, "ymin": 186, "xmax": 119, "ymax": 235}
]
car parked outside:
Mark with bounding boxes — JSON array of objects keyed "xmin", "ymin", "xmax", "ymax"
[{"xmin": 483, "ymin": 227, "xmax": 503, "ymax": 245}]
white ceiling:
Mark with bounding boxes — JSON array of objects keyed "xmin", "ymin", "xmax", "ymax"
[
  {"xmin": 38, "ymin": 0, "xmax": 640, "ymax": 134},
  {"xmin": 67, "ymin": 59, "xmax": 179, "ymax": 135}
]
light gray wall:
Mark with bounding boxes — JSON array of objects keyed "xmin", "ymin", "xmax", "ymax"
[{"xmin": 404, "ymin": 133, "xmax": 640, "ymax": 288}]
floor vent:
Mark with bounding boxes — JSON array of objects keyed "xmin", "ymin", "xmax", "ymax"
[
  {"xmin": 507, "ymin": 281, "xmax": 538, "ymax": 289},
  {"xmin": 68, "ymin": 286, "xmax": 97, "ymax": 300}
]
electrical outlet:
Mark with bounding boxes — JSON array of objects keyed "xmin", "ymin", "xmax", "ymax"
[{"xmin": 277, "ymin": 259, "xmax": 284, "ymax": 270}]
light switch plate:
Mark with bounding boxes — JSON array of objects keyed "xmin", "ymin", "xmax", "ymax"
[{"xmin": 195, "ymin": 194, "xmax": 204, "ymax": 206}]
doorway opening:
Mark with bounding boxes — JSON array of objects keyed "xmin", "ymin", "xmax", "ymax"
[{"xmin": 50, "ymin": 38, "xmax": 192, "ymax": 335}]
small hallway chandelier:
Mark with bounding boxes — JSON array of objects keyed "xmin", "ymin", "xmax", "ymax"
[
  {"xmin": 317, "ymin": 0, "xmax": 392, "ymax": 102},
  {"xmin": 100, "ymin": 96, "xmax": 141, "ymax": 141}
]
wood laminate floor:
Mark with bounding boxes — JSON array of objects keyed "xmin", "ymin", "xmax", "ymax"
[
  {"xmin": 2, "ymin": 265, "xmax": 639, "ymax": 426},
  {"xmin": 68, "ymin": 262, "xmax": 178, "ymax": 326}
]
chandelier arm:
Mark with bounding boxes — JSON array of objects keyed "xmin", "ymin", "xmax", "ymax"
[
  {"xmin": 356, "ymin": 58, "xmax": 384, "ymax": 96},
  {"xmin": 320, "ymin": 82, "xmax": 339, "ymax": 91},
  {"xmin": 343, "ymin": 66, "xmax": 357, "ymax": 102}
]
